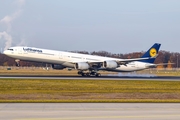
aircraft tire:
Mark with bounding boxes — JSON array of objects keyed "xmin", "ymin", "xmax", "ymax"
[
  {"xmin": 95, "ymin": 73, "xmax": 101, "ymax": 77},
  {"xmin": 86, "ymin": 73, "xmax": 91, "ymax": 76},
  {"xmin": 81, "ymin": 73, "xmax": 85, "ymax": 76}
]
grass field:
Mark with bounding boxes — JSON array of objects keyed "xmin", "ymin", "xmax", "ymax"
[
  {"xmin": 0, "ymin": 79, "xmax": 180, "ymax": 103},
  {"xmin": 1, "ymin": 67, "xmax": 180, "ymax": 102},
  {"xmin": 0, "ymin": 68, "xmax": 78, "ymax": 75}
]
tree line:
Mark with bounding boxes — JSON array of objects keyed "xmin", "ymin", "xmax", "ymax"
[{"xmin": 0, "ymin": 50, "xmax": 179, "ymax": 68}]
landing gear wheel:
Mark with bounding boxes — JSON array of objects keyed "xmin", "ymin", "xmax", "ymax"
[
  {"xmin": 86, "ymin": 73, "xmax": 90, "ymax": 76},
  {"xmin": 15, "ymin": 62, "xmax": 20, "ymax": 67},
  {"xmin": 78, "ymin": 71, "xmax": 82, "ymax": 75},
  {"xmin": 81, "ymin": 73, "xmax": 85, "ymax": 76},
  {"xmin": 78, "ymin": 70, "xmax": 100, "ymax": 77},
  {"xmin": 95, "ymin": 73, "xmax": 101, "ymax": 77}
]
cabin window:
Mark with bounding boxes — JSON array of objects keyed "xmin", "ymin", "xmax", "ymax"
[{"xmin": 7, "ymin": 49, "xmax": 14, "ymax": 51}]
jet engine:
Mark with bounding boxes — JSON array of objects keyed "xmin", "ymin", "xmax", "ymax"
[
  {"xmin": 103, "ymin": 61, "xmax": 118, "ymax": 69},
  {"xmin": 52, "ymin": 64, "xmax": 65, "ymax": 70},
  {"xmin": 75, "ymin": 62, "xmax": 90, "ymax": 70}
]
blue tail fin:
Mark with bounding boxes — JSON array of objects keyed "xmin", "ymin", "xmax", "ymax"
[{"xmin": 140, "ymin": 43, "xmax": 161, "ymax": 63}]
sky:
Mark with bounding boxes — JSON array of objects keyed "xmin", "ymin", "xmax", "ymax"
[{"xmin": 0, "ymin": 0, "xmax": 180, "ymax": 53}]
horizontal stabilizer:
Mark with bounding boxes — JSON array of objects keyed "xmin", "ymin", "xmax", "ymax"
[{"xmin": 145, "ymin": 63, "xmax": 174, "ymax": 68}]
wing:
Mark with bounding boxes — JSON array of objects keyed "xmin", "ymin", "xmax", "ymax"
[
  {"xmin": 88, "ymin": 54, "xmax": 158, "ymax": 65},
  {"xmin": 69, "ymin": 56, "xmax": 156, "ymax": 69}
]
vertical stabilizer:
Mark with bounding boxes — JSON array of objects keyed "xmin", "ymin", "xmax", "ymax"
[{"xmin": 140, "ymin": 43, "xmax": 161, "ymax": 63}]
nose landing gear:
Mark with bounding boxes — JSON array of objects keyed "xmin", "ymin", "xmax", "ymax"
[{"xmin": 15, "ymin": 59, "xmax": 20, "ymax": 67}]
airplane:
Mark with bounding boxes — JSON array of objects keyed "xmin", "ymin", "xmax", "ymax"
[{"xmin": 3, "ymin": 43, "xmax": 160, "ymax": 77}]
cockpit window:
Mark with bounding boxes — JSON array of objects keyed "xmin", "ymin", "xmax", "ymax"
[{"xmin": 7, "ymin": 48, "xmax": 14, "ymax": 51}]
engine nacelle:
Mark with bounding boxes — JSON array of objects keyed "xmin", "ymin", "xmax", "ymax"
[
  {"xmin": 103, "ymin": 60, "xmax": 118, "ymax": 69},
  {"xmin": 52, "ymin": 64, "xmax": 65, "ymax": 70},
  {"xmin": 75, "ymin": 62, "xmax": 90, "ymax": 70}
]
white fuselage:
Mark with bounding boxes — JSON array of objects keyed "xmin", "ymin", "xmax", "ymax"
[{"xmin": 3, "ymin": 46, "xmax": 154, "ymax": 72}]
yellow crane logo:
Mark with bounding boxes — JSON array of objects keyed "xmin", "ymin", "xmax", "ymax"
[{"xmin": 150, "ymin": 48, "xmax": 157, "ymax": 57}]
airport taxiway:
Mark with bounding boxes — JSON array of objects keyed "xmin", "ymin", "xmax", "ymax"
[{"xmin": 0, "ymin": 103, "xmax": 180, "ymax": 120}]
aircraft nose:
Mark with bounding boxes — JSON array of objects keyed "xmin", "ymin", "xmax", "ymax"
[{"xmin": 3, "ymin": 50, "xmax": 8, "ymax": 55}]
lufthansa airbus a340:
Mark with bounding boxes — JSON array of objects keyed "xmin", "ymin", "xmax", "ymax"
[{"xmin": 4, "ymin": 43, "xmax": 160, "ymax": 76}]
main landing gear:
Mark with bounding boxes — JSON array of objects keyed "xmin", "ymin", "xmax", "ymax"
[{"xmin": 78, "ymin": 71, "xmax": 101, "ymax": 77}]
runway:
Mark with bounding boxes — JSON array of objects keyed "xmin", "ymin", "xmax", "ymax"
[
  {"xmin": 0, "ymin": 75, "xmax": 180, "ymax": 81},
  {"xmin": 0, "ymin": 103, "xmax": 180, "ymax": 120}
]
